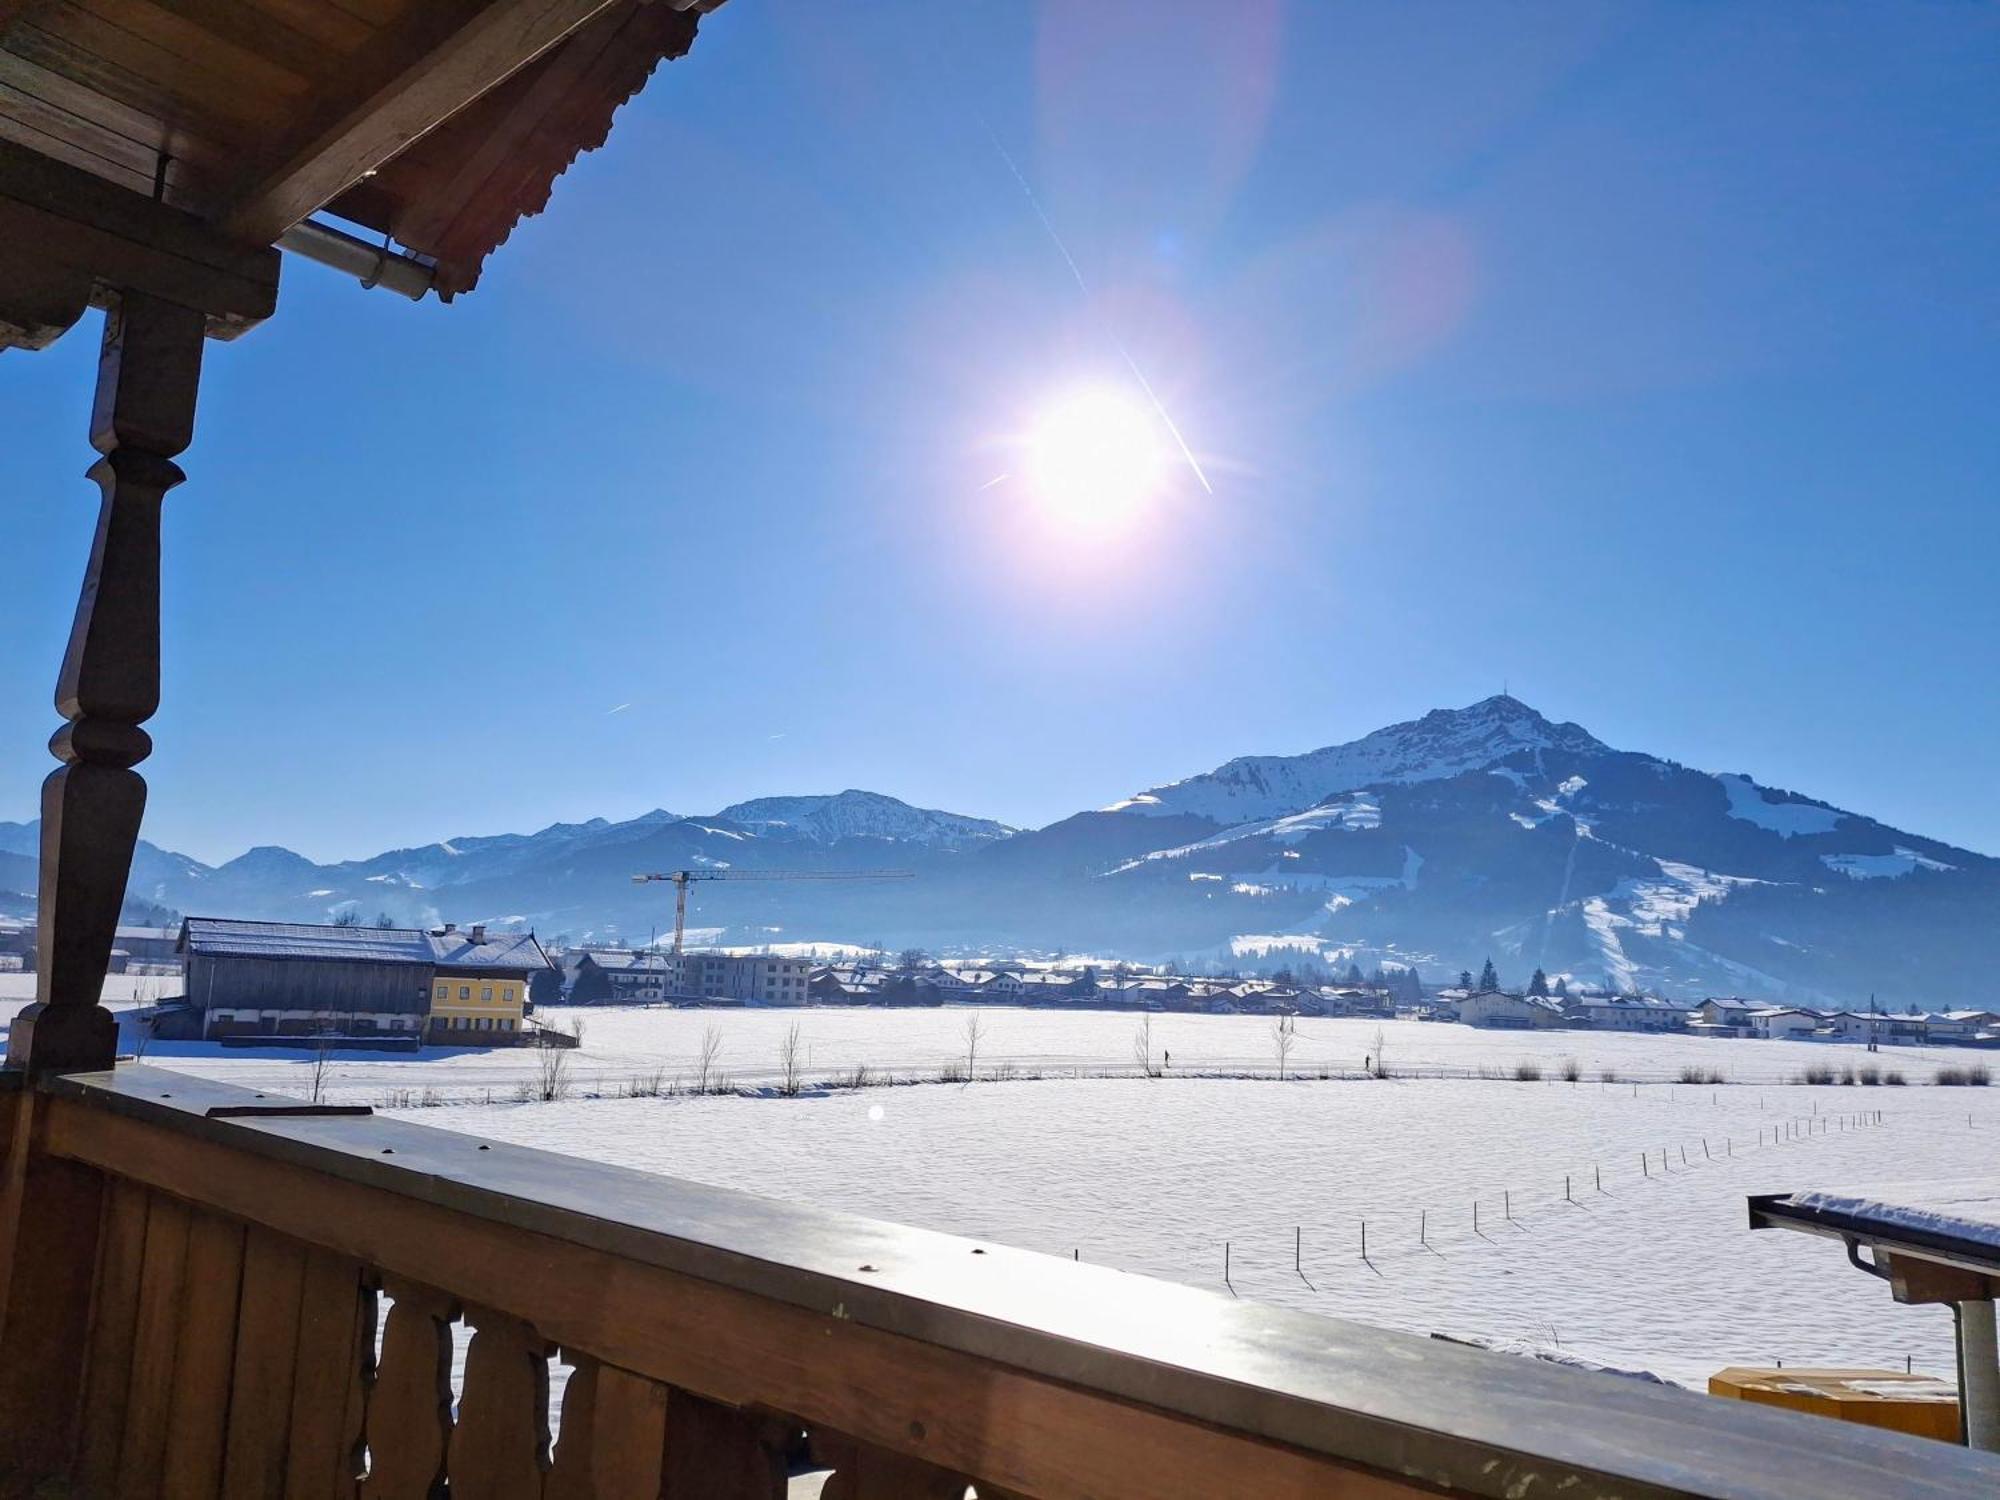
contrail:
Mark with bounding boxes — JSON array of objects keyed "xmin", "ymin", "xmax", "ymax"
[{"xmin": 982, "ymin": 124, "xmax": 1213, "ymax": 495}]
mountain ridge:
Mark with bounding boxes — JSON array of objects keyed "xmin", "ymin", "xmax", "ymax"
[{"xmin": 4, "ymin": 699, "xmax": 1992, "ymax": 1004}]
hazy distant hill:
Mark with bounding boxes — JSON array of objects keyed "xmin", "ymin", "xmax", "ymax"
[{"xmin": 5, "ymin": 698, "xmax": 1994, "ymax": 1004}]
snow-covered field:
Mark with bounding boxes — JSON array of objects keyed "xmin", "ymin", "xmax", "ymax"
[
  {"xmin": 3, "ymin": 983, "xmax": 1990, "ymax": 1389},
  {"xmin": 102, "ymin": 1003, "xmax": 2000, "ymax": 1105},
  {"xmin": 449, "ymin": 1076, "xmax": 1986, "ymax": 1387}
]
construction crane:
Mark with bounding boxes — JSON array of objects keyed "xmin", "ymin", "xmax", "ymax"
[{"xmin": 631, "ymin": 868, "xmax": 914, "ymax": 954}]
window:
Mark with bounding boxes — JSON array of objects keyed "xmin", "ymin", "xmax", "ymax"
[
  {"xmin": 481, "ymin": 986, "xmax": 493, "ymax": 1002},
  {"xmin": 435, "ymin": 983, "xmax": 447, "ymax": 999},
  {"xmin": 503, "ymin": 986, "xmax": 515, "ymax": 1002},
  {"xmin": 459, "ymin": 986, "xmax": 470, "ymax": 1000},
  {"xmin": 502, "ymin": 1018, "xmax": 514, "ymax": 1031}
]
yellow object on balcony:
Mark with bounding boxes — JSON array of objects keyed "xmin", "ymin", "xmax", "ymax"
[{"xmin": 1710, "ymin": 1367, "xmax": 1961, "ymax": 1443}]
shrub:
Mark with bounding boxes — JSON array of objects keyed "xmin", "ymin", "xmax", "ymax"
[
  {"xmin": 1801, "ymin": 1064, "xmax": 1835, "ymax": 1085},
  {"xmin": 1935, "ymin": 1065, "xmax": 1990, "ymax": 1086},
  {"xmin": 1972, "ymin": 1064, "xmax": 1993, "ymax": 1087},
  {"xmin": 1598, "ymin": 1068, "xmax": 1619, "ymax": 1084},
  {"xmin": 1677, "ymin": 1064, "xmax": 1726, "ymax": 1085},
  {"xmin": 1858, "ymin": 1065, "xmax": 1881, "ymax": 1086},
  {"xmin": 1839, "ymin": 1066, "xmax": 1857, "ymax": 1086},
  {"xmin": 1514, "ymin": 1060, "xmax": 1544, "ymax": 1082},
  {"xmin": 1560, "ymin": 1057, "xmax": 1582, "ymax": 1083},
  {"xmin": 1884, "ymin": 1070, "xmax": 1907, "ymax": 1086}
]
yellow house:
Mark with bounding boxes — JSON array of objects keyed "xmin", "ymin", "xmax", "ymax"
[{"xmin": 423, "ymin": 924, "xmax": 551, "ymax": 1044}]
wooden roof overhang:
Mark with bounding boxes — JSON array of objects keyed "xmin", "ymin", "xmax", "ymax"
[{"xmin": 0, "ymin": 0, "xmax": 725, "ymax": 349}]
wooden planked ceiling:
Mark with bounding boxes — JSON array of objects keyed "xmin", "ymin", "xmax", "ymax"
[{"xmin": 0, "ymin": 0, "xmax": 721, "ymax": 297}]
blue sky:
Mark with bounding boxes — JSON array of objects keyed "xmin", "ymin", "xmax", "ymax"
[{"xmin": 3, "ymin": 2, "xmax": 1995, "ymax": 866}]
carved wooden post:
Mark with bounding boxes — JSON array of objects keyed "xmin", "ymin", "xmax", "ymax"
[{"xmin": 7, "ymin": 291, "xmax": 203, "ymax": 1075}]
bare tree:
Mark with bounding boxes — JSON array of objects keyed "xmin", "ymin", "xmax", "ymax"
[
  {"xmin": 694, "ymin": 1023, "xmax": 723, "ymax": 1096},
  {"xmin": 331, "ymin": 909, "xmax": 361, "ymax": 928},
  {"xmin": 1272, "ymin": 1015, "xmax": 1297, "ymax": 1080},
  {"xmin": 962, "ymin": 1011, "xmax": 986, "ymax": 1082},
  {"xmin": 1369, "ymin": 1025, "xmax": 1388, "ymax": 1080},
  {"xmin": 1132, "ymin": 1014, "xmax": 1154, "ymax": 1078},
  {"xmin": 534, "ymin": 1028, "xmax": 573, "ymax": 1101},
  {"xmin": 778, "ymin": 1020, "xmax": 804, "ymax": 1097},
  {"xmin": 310, "ymin": 1034, "xmax": 334, "ymax": 1104}
]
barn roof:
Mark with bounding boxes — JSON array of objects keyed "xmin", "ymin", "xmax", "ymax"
[{"xmin": 181, "ymin": 917, "xmax": 550, "ymax": 972}]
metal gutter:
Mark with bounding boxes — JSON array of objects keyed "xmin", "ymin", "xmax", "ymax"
[{"xmin": 276, "ymin": 219, "xmax": 437, "ymax": 301}]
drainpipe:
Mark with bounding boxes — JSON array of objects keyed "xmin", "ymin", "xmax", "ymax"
[
  {"xmin": 276, "ymin": 219, "xmax": 438, "ymax": 301},
  {"xmin": 1959, "ymin": 1298, "xmax": 2000, "ymax": 1451}
]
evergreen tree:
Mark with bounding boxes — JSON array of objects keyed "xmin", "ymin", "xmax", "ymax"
[
  {"xmin": 1528, "ymin": 968, "xmax": 1550, "ymax": 997},
  {"xmin": 1458, "ymin": 969, "xmax": 1473, "ymax": 990},
  {"xmin": 529, "ymin": 964, "xmax": 564, "ymax": 1006},
  {"xmin": 1345, "ymin": 962, "xmax": 1364, "ymax": 985},
  {"xmin": 1553, "ymin": 976, "xmax": 1569, "ymax": 998},
  {"xmin": 1478, "ymin": 958, "xmax": 1500, "ymax": 992}
]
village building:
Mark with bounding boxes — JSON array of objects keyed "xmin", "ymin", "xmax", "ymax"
[
  {"xmin": 173, "ymin": 918, "xmax": 550, "ymax": 1045},
  {"xmin": 1455, "ymin": 990, "xmax": 1567, "ymax": 1029},
  {"xmin": 1689, "ymin": 996, "xmax": 1765, "ymax": 1035},
  {"xmin": 672, "ymin": 952, "xmax": 813, "ymax": 1005},
  {"xmin": 564, "ymin": 948, "xmax": 677, "ymax": 1003},
  {"xmin": 1566, "ymin": 995, "xmax": 1688, "ymax": 1032},
  {"xmin": 1928, "ymin": 1011, "xmax": 2000, "ymax": 1043},
  {"xmin": 1751, "ymin": 1007, "xmax": 1826, "ymax": 1041}
]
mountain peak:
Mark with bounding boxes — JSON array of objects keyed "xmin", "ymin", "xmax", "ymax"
[
  {"xmin": 716, "ymin": 791, "xmax": 1014, "ymax": 850},
  {"xmin": 1114, "ymin": 697, "xmax": 1608, "ymax": 825}
]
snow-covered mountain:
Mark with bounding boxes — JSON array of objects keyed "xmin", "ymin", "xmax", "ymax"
[
  {"xmin": 7, "ymin": 699, "xmax": 1993, "ymax": 1004},
  {"xmin": 717, "ymin": 791, "xmax": 1013, "ymax": 850},
  {"xmin": 1047, "ymin": 696, "xmax": 1995, "ymax": 1004},
  {"xmin": 1111, "ymin": 696, "xmax": 1609, "ymax": 823}
]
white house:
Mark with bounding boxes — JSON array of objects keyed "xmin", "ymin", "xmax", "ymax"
[
  {"xmin": 1751, "ymin": 1007, "xmax": 1824, "ymax": 1041},
  {"xmin": 1456, "ymin": 991, "xmax": 1566, "ymax": 1029},
  {"xmin": 1568, "ymin": 996, "xmax": 1686, "ymax": 1032},
  {"xmin": 1689, "ymin": 996, "xmax": 1763, "ymax": 1034}
]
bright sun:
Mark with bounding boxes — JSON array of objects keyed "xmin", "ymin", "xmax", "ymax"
[{"xmin": 1023, "ymin": 387, "xmax": 1167, "ymax": 533}]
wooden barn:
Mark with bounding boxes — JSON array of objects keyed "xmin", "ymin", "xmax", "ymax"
[{"xmin": 174, "ymin": 917, "xmax": 548, "ymax": 1043}]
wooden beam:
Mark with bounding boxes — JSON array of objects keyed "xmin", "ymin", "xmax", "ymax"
[
  {"xmin": 1885, "ymin": 1251, "xmax": 1996, "ymax": 1307},
  {"xmin": 0, "ymin": 138, "xmax": 278, "ymax": 339},
  {"xmin": 219, "ymin": 0, "xmax": 668, "ymax": 245}
]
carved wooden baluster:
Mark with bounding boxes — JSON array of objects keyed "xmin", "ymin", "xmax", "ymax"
[
  {"xmin": 6, "ymin": 291, "xmax": 205, "ymax": 1075},
  {"xmin": 360, "ymin": 1281, "xmax": 456, "ymax": 1500},
  {"xmin": 448, "ymin": 1306, "xmax": 551, "ymax": 1498},
  {"xmin": 816, "ymin": 1433, "xmax": 973, "ymax": 1500},
  {"xmin": 661, "ymin": 1393, "xmax": 789, "ymax": 1500}
]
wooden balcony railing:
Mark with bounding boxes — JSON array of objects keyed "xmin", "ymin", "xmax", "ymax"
[{"xmin": 0, "ymin": 1066, "xmax": 1992, "ymax": 1499}]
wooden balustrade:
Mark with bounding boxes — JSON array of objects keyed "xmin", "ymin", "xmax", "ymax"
[{"xmin": 0, "ymin": 1066, "xmax": 1994, "ymax": 1499}]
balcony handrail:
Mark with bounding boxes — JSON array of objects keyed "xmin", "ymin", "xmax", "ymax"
[{"xmin": 15, "ymin": 1064, "xmax": 1997, "ymax": 1498}]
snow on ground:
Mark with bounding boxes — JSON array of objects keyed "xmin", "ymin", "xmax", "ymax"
[
  {"xmin": 107, "ymin": 1006, "xmax": 2000, "ymax": 1105},
  {"xmin": 3, "ymin": 980, "xmax": 1991, "ymax": 1391},
  {"xmin": 1822, "ymin": 849, "xmax": 1956, "ymax": 880},
  {"xmin": 421, "ymin": 1076, "xmax": 1991, "ymax": 1388},
  {"xmin": 1718, "ymin": 774, "xmax": 1845, "ymax": 837}
]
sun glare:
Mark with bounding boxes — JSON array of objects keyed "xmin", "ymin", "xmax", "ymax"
[{"xmin": 1023, "ymin": 387, "xmax": 1167, "ymax": 533}]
